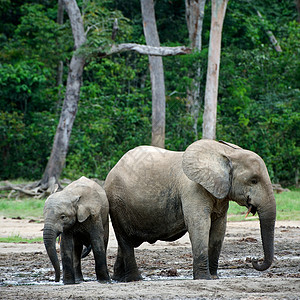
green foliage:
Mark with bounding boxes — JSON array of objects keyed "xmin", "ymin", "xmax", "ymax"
[
  {"xmin": 218, "ymin": 17, "xmax": 300, "ymax": 184},
  {"xmin": 0, "ymin": 109, "xmax": 57, "ymax": 179},
  {"xmin": 111, "ymin": 0, "xmax": 188, "ymax": 44},
  {"xmin": 165, "ymin": 96, "xmax": 195, "ymax": 151},
  {"xmin": 62, "ymin": 57, "xmax": 151, "ymax": 179},
  {"xmin": 0, "ymin": 0, "xmax": 299, "ymax": 186},
  {"xmin": 1, "ymin": 3, "xmax": 70, "ymax": 66},
  {"xmin": 0, "ymin": 60, "xmax": 50, "ymax": 112},
  {"xmin": 77, "ymin": 0, "xmax": 132, "ymax": 58}
]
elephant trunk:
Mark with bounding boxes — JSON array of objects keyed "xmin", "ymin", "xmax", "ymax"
[
  {"xmin": 43, "ymin": 226, "xmax": 60, "ymax": 282},
  {"xmin": 252, "ymin": 198, "xmax": 276, "ymax": 271}
]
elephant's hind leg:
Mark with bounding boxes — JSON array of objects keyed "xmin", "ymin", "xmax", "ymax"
[
  {"xmin": 112, "ymin": 246, "xmax": 125, "ymax": 281},
  {"xmin": 113, "ymin": 240, "xmax": 142, "ymax": 282},
  {"xmin": 73, "ymin": 240, "xmax": 84, "ymax": 283}
]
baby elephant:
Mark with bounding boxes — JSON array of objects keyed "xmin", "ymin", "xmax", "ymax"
[{"xmin": 43, "ymin": 176, "xmax": 110, "ymax": 284}]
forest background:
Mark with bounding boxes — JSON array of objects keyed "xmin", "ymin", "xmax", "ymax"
[{"xmin": 0, "ymin": 0, "xmax": 299, "ymax": 187}]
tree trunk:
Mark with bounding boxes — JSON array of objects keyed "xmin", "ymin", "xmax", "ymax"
[
  {"xmin": 141, "ymin": 0, "xmax": 166, "ymax": 148},
  {"xmin": 40, "ymin": 0, "xmax": 86, "ymax": 188},
  {"xmin": 202, "ymin": 0, "xmax": 228, "ymax": 140},
  {"xmin": 185, "ymin": 0, "xmax": 206, "ymax": 140},
  {"xmin": 256, "ymin": 9, "xmax": 282, "ymax": 52},
  {"xmin": 56, "ymin": 0, "xmax": 64, "ymax": 87},
  {"xmin": 56, "ymin": 0, "xmax": 64, "ymax": 110}
]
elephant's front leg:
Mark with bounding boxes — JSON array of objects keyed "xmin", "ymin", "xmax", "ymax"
[
  {"xmin": 60, "ymin": 232, "xmax": 75, "ymax": 284},
  {"xmin": 186, "ymin": 213, "xmax": 212, "ymax": 280},
  {"xmin": 208, "ymin": 213, "xmax": 227, "ymax": 279},
  {"xmin": 90, "ymin": 225, "xmax": 110, "ymax": 282}
]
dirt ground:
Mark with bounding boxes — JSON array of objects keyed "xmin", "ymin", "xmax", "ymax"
[{"xmin": 0, "ymin": 217, "xmax": 299, "ymax": 299}]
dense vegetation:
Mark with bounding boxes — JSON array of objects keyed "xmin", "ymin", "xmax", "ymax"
[{"xmin": 0, "ymin": 0, "xmax": 299, "ymax": 186}]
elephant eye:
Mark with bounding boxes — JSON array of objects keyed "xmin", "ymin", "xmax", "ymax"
[
  {"xmin": 60, "ymin": 214, "xmax": 67, "ymax": 221},
  {"xmin": 251, "ymin": 178, "xmax": 258, "ymax": 184}
]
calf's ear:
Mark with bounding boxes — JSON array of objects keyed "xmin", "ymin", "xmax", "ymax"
[
  {"xmin": 74, "ymin": 196, "xmax": 90, "ymax": 223},
  {"xmin": 76, "ymin": 191, "xmax": 104, "ymax": 223},
  {"xmin": 77, "ymin": 203, "xmax": 90, "ymax": 222}
]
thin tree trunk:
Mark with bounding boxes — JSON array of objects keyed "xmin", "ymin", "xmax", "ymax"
[
  {"xmin": 185, "ymin": 0, "xmax": 206, "ymax": 140},
  {"xmin": 256, "ymin": 9, "xmax": 282, "ymax": 52},
  {"xmin": 186, "ymin": 0, "xmax": 206, "ymax": 50},
  {"xmin": 56, "ymin": 0, "xmax": 64, "ymax": 87},
  {"xmin": 40, "ymin": 0, "xmax": 86, "ymax": 188},
  {"xmin": 202, "ymin": 0, "xmax": 228, "ymax": 140},
  {"xmin": 56, "ymin": 0, "xmax": 64, "ymax": 110},
  {"xmin": 141, "ymin": 0, "xmax": 166, "ymax": 148}
]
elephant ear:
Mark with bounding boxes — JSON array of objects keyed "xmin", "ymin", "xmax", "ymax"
[
  {"xmin": 76, "ymin": 183, "xmax": 105, "ymax": 223},
  {"xmin": 182, "ymin": 139, "xmax": 233, "ymax": 199},
  {"xmin": 75, "ymin": 177, "xmax": 108, "ymax": 222},
  {"xmin": 77, "ymin": 196, "xmax": 91, "ymax": 223}
]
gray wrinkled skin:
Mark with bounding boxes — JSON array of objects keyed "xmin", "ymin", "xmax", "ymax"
[
  {"xmin": 105, "ymin": 140, "xmax": 276, "ymax": 281},
  {"xmin": 43, "ymin": 176, "xmax": 110, "ymax": 284}
]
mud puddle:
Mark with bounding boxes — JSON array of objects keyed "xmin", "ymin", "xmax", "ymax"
[
  {"xmin": 1, "ymin": 245, "xmax": 299, "ymax": 287},
  {"xmin": 0, "ymin": 265, "xmax": 266, "ymax": 287},
  {"xmin": 0, "ymin": 221, "xmax": 299, "ymax": 299}
]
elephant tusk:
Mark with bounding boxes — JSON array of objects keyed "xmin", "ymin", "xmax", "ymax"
[{"xmin": 245, "ymin": 205, "xmax": 252, "ymax": 218}]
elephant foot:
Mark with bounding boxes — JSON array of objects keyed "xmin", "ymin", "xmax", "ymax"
[
  {"xmin": 96, "ymin": 273, "xmax": 110, "ymax": 282},
  {"xmin": 75, "ymin": 274, "xmax": 84, "ymax": 284},
  {"xmin": 125, "ymin": 273, "xmax": 143, "ymax": 282},
  {"xmin": 193, "ymin": 273, "xmax": 212, "ymax": 280},
  {"xmin": 112, "ymin": 272, "xmax": 143, "ymax": 282},
  {"xmin": 111, "ymin": 274, "xmax": 123, "ymax": 282},
  {"xmin": 209, "ymin": 270, "xmax": 219, "ymax": 279},
  {"xmin": 63, "ymin": 280, "xmax": 76, "ymax": 285},
  {"xmin": 98, "ymin": 278, "xmax": 111, "ymax": 283},
  {"xmin": 75, "ymin": 277, "xmax": 84, "ymax": 284},
  {"xmin": 63, "ymin": 275, "xmax": 76, "ymax": 284}
]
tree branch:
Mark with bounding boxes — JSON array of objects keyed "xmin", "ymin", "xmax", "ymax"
[
  {"xmin": 99, "ymin": 43, "xmax": 191, "ymax": 57},
  {"xmin": 256, "ymin": 9, "xmax": 282, "ymax": 52}
]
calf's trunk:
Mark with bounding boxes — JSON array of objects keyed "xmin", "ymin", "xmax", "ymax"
[{"xmin": 43, "ymin": 227, "xmax": 60, "ymax": 282}]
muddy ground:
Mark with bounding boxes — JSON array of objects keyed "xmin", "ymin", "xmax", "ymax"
[{"xmin": 0, "ymin": 217, "xmax": 299, "ymax": 299}]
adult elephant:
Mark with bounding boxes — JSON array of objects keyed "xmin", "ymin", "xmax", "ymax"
[
  {"xmin": 105, "ymin": 139, "xmax": 276, "ymax": 281},
  {"xmin": 43, "ymin": 176, "xmax": 110, "ymax": 284}
]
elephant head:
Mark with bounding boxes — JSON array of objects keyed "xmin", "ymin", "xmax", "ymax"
[
  {"xmin": 43, "ymin": 177, "xmax": 103, "ymax": 282},
  {"xmin": 182, "ymin": 139, "xmax": 276, "ymax": 271}
]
